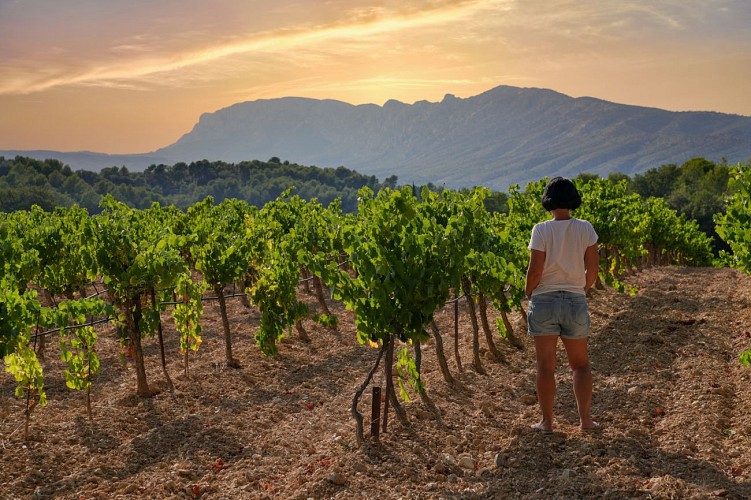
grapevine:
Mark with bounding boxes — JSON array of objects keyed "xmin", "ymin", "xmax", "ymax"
[{"xmin": 715, "ymin": 162, "xmax": 751, "ymax": 364}]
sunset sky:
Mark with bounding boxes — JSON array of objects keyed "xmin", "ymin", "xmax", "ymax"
[{"xmin": 1, "ymin": 0, "xmax": 750, "ymax": 154}]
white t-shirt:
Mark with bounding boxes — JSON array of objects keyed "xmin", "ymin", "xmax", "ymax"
[{"xmin": 528, "ymin": 218, "xmax": 598, "ymax": 296}]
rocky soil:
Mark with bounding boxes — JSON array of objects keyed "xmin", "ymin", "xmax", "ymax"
[{"xmin": 1, "ymin": 266, "xmax": 751, "ymax": 499}]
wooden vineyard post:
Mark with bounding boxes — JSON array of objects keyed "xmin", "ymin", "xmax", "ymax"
[{"xmin": 370, "ymin": 386, "xmax": 381, "ymax": 442}]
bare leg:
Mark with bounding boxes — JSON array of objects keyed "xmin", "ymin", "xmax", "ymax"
[
  {"xmin": 561, "ymin": 337, "xmax": 597, "ymax": 430},
  {"xmin": 532, "ymin": 335, "xmax": 558, "ymax": 431}
]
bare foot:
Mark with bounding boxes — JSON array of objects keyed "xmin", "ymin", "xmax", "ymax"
[
  {"xmin": 531, "ymin": 421, "xmax": 553, "ymax": 432},
  {"xmin": 580, "ymin": 421, "xmax": 601, "ymax": 431}
]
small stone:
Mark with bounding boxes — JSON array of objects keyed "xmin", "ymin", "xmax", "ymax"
[
  {"xmin": 520, "ymin": 394, "xmax": 537, "ymax": 405},
  {"xmin": 494, "ymin": 453, "xmax": 506, "ymax": 468},
  {"xmin": 713, "ymin": 489, "xmax": 729, "ymax": 497},
  {"xmin": 445, "ymin": 435, "xmax": 460, "ymax": 446},
  {"xmin": 327, "ymin": 473, "xmax": 346, "ymax": 486},
  {"xmin": 425, "ymin": 482, "xmax": 438, "ymax": 491},
  {"xmin": 718, "ymin": 387, "xmax": 732, "ymax": 397},
  {"xmin": 627, "ymin": 386, "xmax": 639, "ymax": 394},
  {"xmin": 414, "ymin": 409, "xmax": 431, "ymax": 420},
  {"xmin": 433, "ymin": 462, "xmax": 447, "ymax": 474},
  {"xmin": 561, "ymin": 469, "xmax": 575, "ymax": 479},
  {"xmin": 472, "ymin": 437, "xmax": 483, "ymax": 448},
  {"xmin": 476, "ymin": 467, "xmax": 493, "ymax": 477},
  {"xmin": 479, "ymin": 402, "xmax": 493, "ymax": 417},
  {"xmin": 458, "ymin": 455, "xmax": 475, "ymax": 470},
  {"xmin": 352, "ymin": 462, "xmax": 368, "ymax": 473},
  {"xmin": 442, "ymin": 454, "xmax": 456, "ymax": 466}
]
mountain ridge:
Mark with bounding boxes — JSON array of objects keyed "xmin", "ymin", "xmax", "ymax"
[{"xmin": 3, "ymin": 85, "xmax": 750, "ymax": 190}]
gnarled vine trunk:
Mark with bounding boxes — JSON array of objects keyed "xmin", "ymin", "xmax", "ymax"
[
  {"xmin": 123, "ymin": 298, "xmax": 151, "ymax": 397},
  {"xmin": 215, "ymin": 285, "xmax": 240, "ymax": 369},
  {"xmin": 462, "ymin": 276, "xmax": 486, "ymax": 375},
  {"xmin": 477, "ymin": 292, "xmax": 504, "ymax": 362},
  {"xmin": 430, "ymin": 320, "xmax": 454, "ymax": 385},
  {"xmin": 150, "ymin": 288, "xmax": 174, "ymax": 392}
]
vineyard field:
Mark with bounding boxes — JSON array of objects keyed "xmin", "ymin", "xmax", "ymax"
[{"xmin": 1, "ymin": 265, "xmax": 750, "ymax": 499}]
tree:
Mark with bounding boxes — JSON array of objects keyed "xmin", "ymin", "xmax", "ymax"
[
  {"xmin": 0, "ymin": 186, "xmax": 72, "ymax": 212},
  {"xmin": 632, "ymin": 163, "xmax": 679, "ymax": 199},
  {"xmin": 383, "ymin": 175, "xmax": 398, "ymax": 189}
]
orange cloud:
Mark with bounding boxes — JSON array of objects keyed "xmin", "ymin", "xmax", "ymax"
[{"xmin": 0, "ymin": 0, "xmax": 504, "ymax": 95}]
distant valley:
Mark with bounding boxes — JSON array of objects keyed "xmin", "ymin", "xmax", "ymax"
[{"xmin": 4, "ymin": 85, "xmax": 750, "ymax": 190}]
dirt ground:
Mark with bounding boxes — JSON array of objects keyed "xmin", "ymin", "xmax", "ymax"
[{"xmin": 1, "ymin": 265, "xmax": 751, "ymax": 499}]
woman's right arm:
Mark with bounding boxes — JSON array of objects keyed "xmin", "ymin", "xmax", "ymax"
[{"xmin": 583, "ymin": 244, "xmax": 599, "ymax": 293}]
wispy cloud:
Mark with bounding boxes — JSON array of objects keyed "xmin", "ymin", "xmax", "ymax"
[
  {"xmin": 3, "ymin": 0, "xmax": 741, "ymax": 96},
  {"xmin": 0, "ymin": 0, "xmax": 505, "ymax": 95}
]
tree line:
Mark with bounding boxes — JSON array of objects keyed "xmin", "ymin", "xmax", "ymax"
[
  {"xmin": 0, "ymin": 156, "xmax": 392, "ymax": 214},
  {"xmin": 1, "ymin": 154, "xmax": 746, "ymax": 253}
]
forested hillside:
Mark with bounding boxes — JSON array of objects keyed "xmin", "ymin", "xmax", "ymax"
[{"xmin": 0, "ymin": 156, "xmax": 389, "ymax": 213}]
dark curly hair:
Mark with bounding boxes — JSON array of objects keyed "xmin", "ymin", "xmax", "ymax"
[{"xmin": 541, "ymin": 177, "xmax": 582, "ymax": 211}]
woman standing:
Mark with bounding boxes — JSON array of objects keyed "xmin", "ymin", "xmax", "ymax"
[{"xmin": 525, "ymin": 177, "xmax": 600, "ymax": 432}]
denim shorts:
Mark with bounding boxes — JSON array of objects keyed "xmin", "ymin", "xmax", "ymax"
[{"xmin": 527, "ymin": 291, "xmax": 590, "ymax": 339}]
